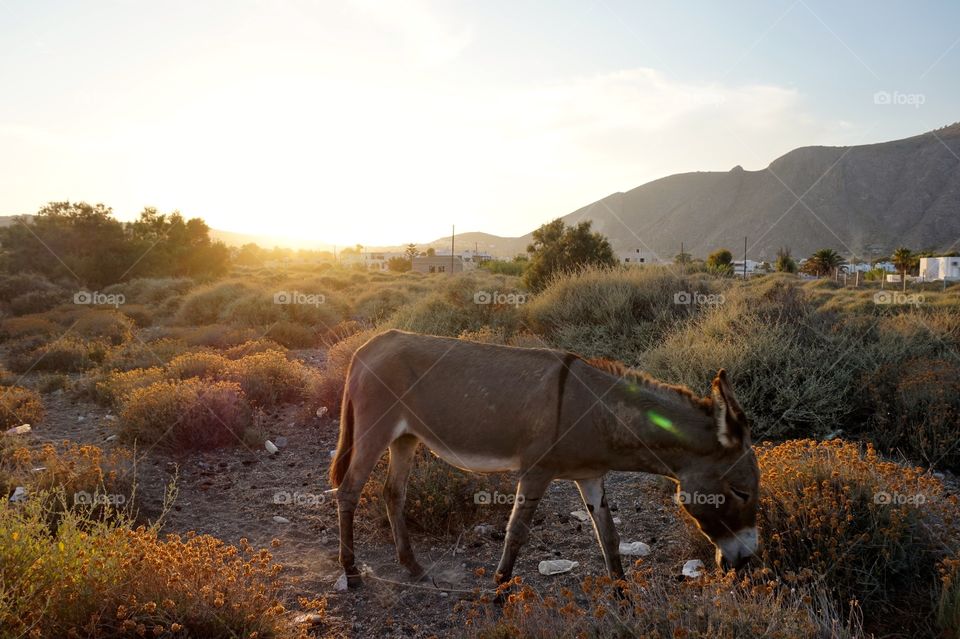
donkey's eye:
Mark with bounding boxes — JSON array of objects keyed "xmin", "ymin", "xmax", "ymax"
[{"xmin": 730, "ymin": 487, "xmax": 751, "ymax": 502}]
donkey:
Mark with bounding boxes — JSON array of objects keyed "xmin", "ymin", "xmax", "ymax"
[{"xmin": 329, "ymin": 329, "xmax": 759, "ymax": 587}]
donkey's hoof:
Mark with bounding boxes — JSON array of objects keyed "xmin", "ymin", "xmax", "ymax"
[
  {"xmin": 406, "ymin": 564, "xmax": 429, "ymax": 582},
  {"xmin": 346, "ymin": 573, "xmax": 364, "ymax": 589}
]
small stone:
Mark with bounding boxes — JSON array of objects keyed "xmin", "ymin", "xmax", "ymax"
[
  {"xmin": 77, "ymin": 416, "xmax": 85, "ymax": 422},
  {"xmin": 265, "ymin": 440, "xmax": 279, "ymax": 454},
  {"xmin": 334, "ymin": 573, "xmax": 349, "ymax": 591},
  {"xmin": 4, "ymin": 424, "xmax": 31, "ymax": 435},
  {"xmin": 613, "ymin": 517, "xmax": 622, "ymax": 525},
  {"xmin": 316, "ymin": 406, "xmax": 329, "ymax": 418},
  {"xmin": 272, "ymin": 515, "xmax": 290, "ymax": 524},
  {"xmin": 294, "ymin": 612, "xmax": 325, "ymax": 626},
  {"xmin": 569, "ymin": 509, "xmax": 590, "ymax": 522},
  {"xmin": 9, "ymin": 486, "xmax": 27, "ymax": 503},
  {"xmin": 473, "ymin": 523, "xmax": 495, "ymax": 535},
  {"xmin": 329, "ymin": 449, "xmax": 337, "ymax": 458},
  {"xmin": 104, "ymin": 414, "xmax": 117, "ymax": 422},
  {"xmin": 538, "ymin": 559, "xmax": 578, "ymax": 575},
  {"xmin": 682, "ymin": 559, "xmax": 704, "ymax": 579},
  {"xmin": 275, "ymin": 436, "xmax": 288, "ymax": 448},
  {"xmin": 619, "ymin": 541, "xmax": 651, "ymax": 556},
  {"xmin": 105, "ymin": 434, "xmax": 118, "ymax": 442}
]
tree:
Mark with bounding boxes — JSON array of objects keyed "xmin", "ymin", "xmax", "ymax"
[
  {"xmin": 387, "ymin": 256, "xmax": 412, "ymax": 272},
  {"xmin": 801, "ymin": 248, "xmax": 846, "ymax": 278},
  {"xmin": 706, "ymin": 249, "xmax": 734, "ymax": 276},
  {"xmin": 404, "ymin": 244, "xmax": 418, "ymax": 260},
  {"xmin": 523, "ymin": 219, "xmax": 617, "ymax": 291},
  {"xmin": 674, "ymin": 252, "xmax": 693, "ymax": 264},
  {"xmin": 775, "ymin": 247, "xmax": 797, "ymax": 273},
  {"xmin": 425, "ymin": 247, "xmax": 436, "ymax": 257},
  {"xmin": 891, "ymin": 247, "xmax": 918, "ymax": 291}
]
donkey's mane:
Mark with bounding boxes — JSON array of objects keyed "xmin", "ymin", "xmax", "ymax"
[{"xmin": 583, "ymin": 357, "xmax": 713, "ymax": 414}]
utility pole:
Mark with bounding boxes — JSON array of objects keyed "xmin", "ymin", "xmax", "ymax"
[
  {"xmin": 743, "ymin": 236, "xmax": 747, "ymax": 280},
  {"xmin": 451, "ymin": 225, "xmax": 455, "ymax": 276},
  {"xmin": 680, "ymin": 241, "xmax": 684, "ymax": 266}
]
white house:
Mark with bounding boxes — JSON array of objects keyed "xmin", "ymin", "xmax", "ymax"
[
  {"xmin": 919, "ymin": 256, "xmax": 960, "ymax": 281},
  {"xmin": 731, "ymin": 259, "xmax": 764, "ymax": 275},
  {"xmin": 618, "ymin": 248, "xmax": 653, "ymax": 265},
  {"xmin": 435, "ymin": 248, "xmax": 493, "ymax": 270}
]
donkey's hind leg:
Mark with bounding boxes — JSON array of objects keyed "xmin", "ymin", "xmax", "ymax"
[
  {"xmin": 384, "ymin": 434, "xmax": 425, "ymax": 579},
  {"xmin": 336, "ymin": 426, "xmax": 394, "ymax": 588}
]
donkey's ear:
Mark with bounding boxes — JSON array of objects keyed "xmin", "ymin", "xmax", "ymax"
[{"xmin": 711, "ymin": 369, "xmax": 746, "ymax": 449}]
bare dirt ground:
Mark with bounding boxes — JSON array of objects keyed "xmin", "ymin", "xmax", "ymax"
[{"xmin": 25, "ymin": 383, "xmax": 711, "ymax": 638}]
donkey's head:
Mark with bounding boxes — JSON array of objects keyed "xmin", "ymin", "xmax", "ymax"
[{"xmin": 676, "ymin": 369, "xmax": 759, "ymax": 570}]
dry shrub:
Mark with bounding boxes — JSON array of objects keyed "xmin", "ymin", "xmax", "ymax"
[
  {"xmin": 94, "ymin": 367, "xmax": 167, "ymax": 408},
  {"xmin": 360, "ymin": 446, "xmax": 515, "ymax": 536},
  {"xmin": 167, "ymin": 350, "xmax": 230, "ymax": 380},
  {"xmin": 74, "ymin": 309, "xmax": 135, "ymax": 345},
  {"xmin": 319, "ymin": 319, "xmax": 364, "ymax": 348},
  {"xmin": 525, "ymin": 265, "xmax": 722, "ymax": 362},
  {"xmin": 225, "ymin": 350, "xmax": 315, "ymax": 407},
  {"xmin": 0, "ymin": 315, "xmax": 60, "ymax": 340},
  {"xmin": 223, "ymin": 338, "xmax": 286, "ymax": 359},
  {"xmin": 159, "ymin": 324, "xmax": 260, "ymax": 348},
  {"xmin": 310, "ymin": 328, "xmax": 379, "ymax": 414},
  {"xmin": 2, "ymin": 442, "xmax": 134, "ymax": 522},
  {"xmin": 387, "ymin": 274, "xmax": 524, "ymax": 337},
  {"xmin": 866, "ymin": 357, "xmax": 960, "ymax": 471},
  {"xmin": 0, "ymin": 499, "xmax": 310, "ymax": 639},
  {"xmin": 0, "ymin": 385, "xmax": 44, "ymax": 429},
  {"xmin": 118, "ymin": 379, "xmax": 253, "ymax": 450},
  {"xmin": 102, "ymin": 276, "xmax": 194, "ymax": 304},
  {"xmin": 352, "ymin": 286, "xmax": 412, "ymax": 323},
  {"xmin": 175, "ymin": 281, "xmax": 252, "ymax": 325},
  {"xmin": 8, "ymin": 336, "xmax": 108, "ymax": 373},
  {"xmin": 101, "ymin": 337, "xmax": 187, "ymax": 371},
  {"xmin": 757, "ymin": 439, "xmax": 960, "ymax": 634},
  {"xmin": 266, "ymin": 320, "xmax": 317, "ymax": 348},
  {"xmin": 9, "ymin": 289, "xmax": 64, "ymax": 315},
  {"xmin": 466, "ymin": 567, "xmax": 864, "ymax": 639},
  {"xmin": 642, "ymin": 283, "xmax": 862, "ymax": 439}
]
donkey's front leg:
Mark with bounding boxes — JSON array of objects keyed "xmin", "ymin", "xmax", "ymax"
[
  {"xmin": 576, "ymin": 476, "xmax": 624, "ymax": 579},
  {"xmin": 494, "ymin": 469, "xmax": 553, "ymax": 584}
]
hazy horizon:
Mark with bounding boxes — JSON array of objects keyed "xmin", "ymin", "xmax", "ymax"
[{"xmin": 2, "ymin": 0, "xmax": 958, "ymax": 246}]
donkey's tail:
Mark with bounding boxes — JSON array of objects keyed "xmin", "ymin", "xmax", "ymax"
[{"xmin": 329, "ymin": 393, "xmax": 354, "ymax": 488}]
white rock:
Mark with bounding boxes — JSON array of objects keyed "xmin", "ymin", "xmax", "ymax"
[
  {"xmin": 105, "ymin": 434, "xmax": 118, "ymax": 442},
  {"xmin": 294, "ymin": 612, "xmax": 325, "ymax": 626},
  {"xmin": 272, "ymin": 515, "xmax": 290, "ymax": 524},
  {"xmin": 619, "ymin": 541, "xmax": 651, "ymax": 557},
  {"xmin": 569, "ymin": 510, "xmax": 590, "ymax": 522},
  {"xmin": 77, "ymin": 416, "xmax": 85, "ymax": 422},
  {"xmin": 316, "ymin": 406, "xmax": 329, "ymax": 418},
  {"xmin": 329, "ymin": 449, "xmax": 337, "ymax": 458},
  {"xmin": 334, "ymin": 573, "xmax": 349, "ymax": 591},
  {"xmin": 474, "ymin": 523, "xmax": 495, "ymax": 535},
  {"xmin": 5, "ymin": 424, "xmax": 30, "ymax": 435},
  {"xmin": 104, "ymin": 414, "xmax": 117, "ymax": 422},
  {"xmin": 275, "ymin": 436, "xmax": 288, "ymax": 448},
  {"xmin": 9, "ymin": 487, "xmax": 27, "ymax": 503},
  {"xmin": 682, "ymin": 559, "xmax": 705, "ymax": 578},
  {"xmin": 613, "ymin": 517, "xmax": 622, "ymax": 525},
  {"xmin": 538, "ymin": 559, "xmax": 578, "ymax": 575},
  {"xmin": 264, "ymin": 440, "xmax": 279, "ymax": 454}
]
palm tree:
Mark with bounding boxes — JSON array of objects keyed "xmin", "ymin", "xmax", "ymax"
[
  {"xmin": 891, "ymin": 247, "xmax": 917, "ymax": 292},
  {"xmin": 801, "ymin": 248, "xmax": 846, "ymax": 278}
]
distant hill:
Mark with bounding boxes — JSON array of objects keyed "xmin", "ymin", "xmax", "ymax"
[
  {"xmin": 425, "ymin": 122, "xmax": 960, "ymax": 261},
  {"xmin": 541, "ymin": 122, "xmax": 960, "ymax": 260}
]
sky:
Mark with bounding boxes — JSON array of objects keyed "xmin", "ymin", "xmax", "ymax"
[{"xmin": 1, "ymin": 0, "xmax": 958, "ymax": 247}]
